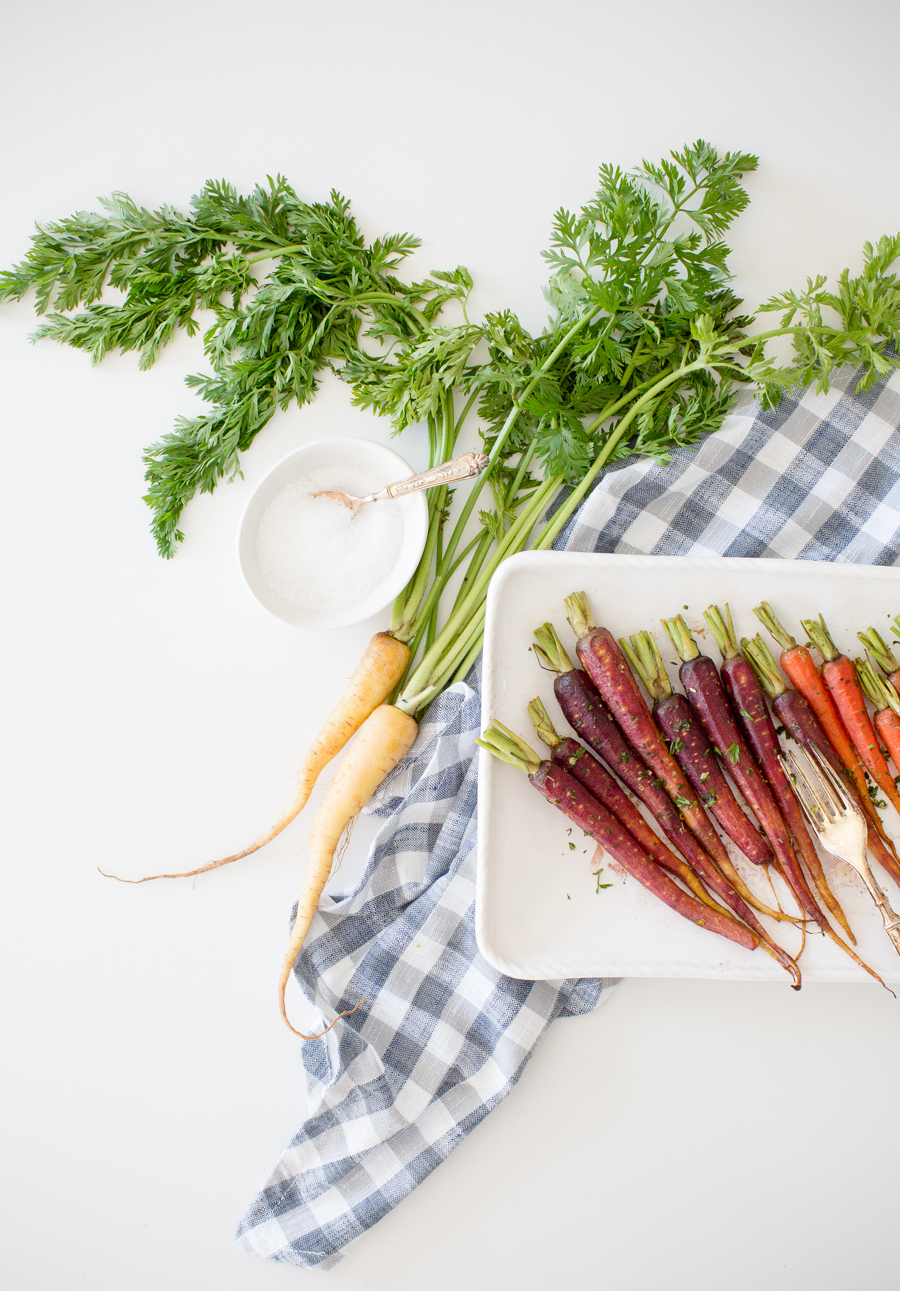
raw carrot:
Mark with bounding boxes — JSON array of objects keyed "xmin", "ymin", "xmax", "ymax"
[
  {"xmin": 104, "ymin": 631, "xmax": 411, "ymax": 883},
  {"xmin": 803, "ymin": 614, "xmax": 900, "ymax": 817},
  {"xmin": 279, "ymin": 702, "xmax": 418, "ymax": 1036}
]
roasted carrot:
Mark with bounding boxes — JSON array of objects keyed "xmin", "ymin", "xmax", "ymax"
[
  {"xmin": 803, "ymin": 614, "xmax": 900, "ymax": 817},
  {"xmin": 564, "ymin": 592, "xmax": 733, "ymax": 875},
  {"xmin": 664, "ymin": 615, "xmax": 889, "ymax": 983},
  {"xmin": 532, "ymin": 623, "xmax": 792, "ymax": 925},
  {"xmin": 702, "ymin": 604, "xmax": 854, "ymax": 942},
  {"xmin": 279, "ymin": 701, "xmax": 418, "ymax": 1036},
  {"xmin": 856, "ymin": 656, "xmax": 900, "ymax": 774},
  {"xmin": 753, "ymin": 602, "xmax": 887, "ymax": 834},
  {"xmin": 619, "ymin": 629, "xmax": 773, "ymax": 867},
  {"xmin": 744, "ymin": 633, "xmax": 900, "ymax": 892},
  {"xmin": 477, "ymin": 722, "xmax": 760, "ymax": 956},
  {"xmin": 528, "ymin": 696, "xmax": 801, "ymax": 983},
  {"xmin": 103, "ymin": 631, "xmax": 411, "ymax": 884}
]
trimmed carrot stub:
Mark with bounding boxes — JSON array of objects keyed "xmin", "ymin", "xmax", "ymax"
[
  {"xmin": 279, "ymin": 701, "xmax": 418, "ymax": 1037},
  {"xmin": 477, "ymin": 722, "xmax": 760, "ymax": 957},
  {"xmin": 753, "ymin": 602, "xmax": 891, "ymax": 840},
  {"xmin": 564, "ymin": 592, "xmax": 733, "ymax": 875},
  {"xmin": 527, "ymin": 695, "xmax": 801, "ymax": 983},
  {"xmin": 856, "ymin": 656, "xmax": 900, "ymax": 774},
  {"xmin": 532, "ymin": 622, "xmax": 791, "ymax": 924},
  {"xmin": 744, "ymin": 633, "xmax": 900, "ymax": 893},
  {"xmin": 702, "ymin": 604, "xmax": 854, "ymax": 943},
  {"xmin": 803, "ymin": 614, "xmax": 900, "ymax": 818},
  {"xmin": 858, "ymin": 626, "xmax": 900, "ymax": 699},
  {"xmin": 104, "ymin": 631, "xmax": 411, "ymax": 884}
]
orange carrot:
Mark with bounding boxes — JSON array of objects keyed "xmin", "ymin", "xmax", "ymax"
[
  {"xmin": 754, "ymin": 602, "xmax": 889, "ymax": 835},
  {"xmin": 279, "ymin": 702, "xmax": 418, "ymax": 1037},
  {"xmin": 103, "ymin": 631, "xmax": 411, "ymax": 884},
  {"xmin": 856, "ymin": 656, "xmax": 900, "ymax": 774},
  {"xmin": 804, "ymin": 615, "xmax": 900, "ymax": 817}
]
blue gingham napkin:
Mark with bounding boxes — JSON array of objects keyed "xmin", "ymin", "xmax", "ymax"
[{"xmin": 235, "ymin": 357, "xmax": 900, "ymax": 1269}]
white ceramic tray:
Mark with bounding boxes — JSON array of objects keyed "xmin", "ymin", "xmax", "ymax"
[{"xmin": 476, "ymin": 552, "xmax": 900, "ymax": 984}]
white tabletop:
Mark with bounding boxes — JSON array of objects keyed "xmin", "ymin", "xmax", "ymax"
[{"xmin": 4, "ymin": 2, "xmax": 900, "ymax": 1287}]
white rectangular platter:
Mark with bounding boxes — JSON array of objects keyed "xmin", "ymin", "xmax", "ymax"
[{"xmin": 476, "ymin": 552, "xmax": 900, "ymax": 984}]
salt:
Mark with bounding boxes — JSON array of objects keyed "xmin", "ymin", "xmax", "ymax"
[{"xmin": 256, "ymin": 465, "xmax": 405, "ymax": 614}]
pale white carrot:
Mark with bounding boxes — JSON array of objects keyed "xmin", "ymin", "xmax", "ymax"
[
  {"xmin": 101, "ymin": 632, "xmax": 411, "ymax": 884},
  {"xmin": 279, "ymin": 702, "xmax": 419, "ymax": 1037}
]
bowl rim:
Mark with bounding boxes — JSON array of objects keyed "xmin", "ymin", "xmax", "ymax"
[{"xmin": 236, "ymin": 436, "xmax": 429, "ymax": 629}]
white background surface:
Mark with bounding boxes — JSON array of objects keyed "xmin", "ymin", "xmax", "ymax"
[{"xmin": 3, "ymin": 2, "xmax": 900, "ymax": 1287}]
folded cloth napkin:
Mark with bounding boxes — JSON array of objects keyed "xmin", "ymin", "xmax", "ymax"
[{"xmin": 235, "ymin": 357, "xmax": 900, "ymax": 1270}]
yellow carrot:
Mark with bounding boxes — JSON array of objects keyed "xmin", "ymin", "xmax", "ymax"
[
  {"xmin": 280, "ymin": 702, "xmax": 419, "ymax": 1037},
  {"xmin": 102, "ymin": 632, "xmax": 411, "ymax": 884}
]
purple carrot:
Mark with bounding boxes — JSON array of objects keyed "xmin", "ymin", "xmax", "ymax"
[
  {"xmin": 744, "ymin": 633, "xmax": 900, "ymax": 893},
  {"xmin": 532, "ymin": 623, "xmax": 793, "ymax": 926},
  {"xmin": 476, "ymin": 721, "xmax": 759, "ymax": 954},
  {"xmin": 528, "ymin": 696, "xmax": 801, "ymax": 984},
  {"xmin": 703, "ymin": 603, "xmax": 855, "ymax": 944},
  {"xmin": 563, "ymin": 591, "xmax": 734, "ymax": 875},
  {"xmin": 663, "ymin": 610, "xmax": 827, "ymax": 932},
  {"xmin": 665, "ymin": 614, "xmax": 889, "ymax": 985},
  {"xmin": 619, "ymin": 629, "xmax": 773, "ymax": 867}
]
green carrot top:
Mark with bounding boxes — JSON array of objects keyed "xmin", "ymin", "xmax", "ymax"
[
  {"xmin": 855, "ymin": 656, "xmax": 900, "ymax": 716},
  {"xmin": 753, "ymin": 601, "xmax": 799, "ymax": 652},
  {"xmin": 858, "ymin": 626, "xmax": 900, "ymax": 676},
  {"xmin": 527, "ymin": 696, "xmax": 562, "ymax": 749},
  {"xmin": 564, "ymin": 591, "xmax": 595, "ymax": 641},
  {"xmin": 741, "ymin": 634, "xmax": 787, "ymax": 699},
  {"xmin": 532, "ymin": 622, "xmax": 575, "ymax": 676},
  {"xmin": 661, "ymin": 614, "xmax": 701, "ymax": 662},
  {"xmin": 476, "ymin": 722, "xmax": 542, "ymax": 775},
  {"xmin": 703, "ymin": 603, "xmax": 740, "ymax": 662},
  {"xmin": 618, "ymin": 630, "xmax": 673, "ymax": 703},
  {"xmin": 801, "ymin": 614, "xmax": 840, "ymax": 663}
]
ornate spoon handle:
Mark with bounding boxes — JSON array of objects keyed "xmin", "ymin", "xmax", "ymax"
[{"xmin": 378, "ymin": 452, "xmax": 489, "ymax": 500}]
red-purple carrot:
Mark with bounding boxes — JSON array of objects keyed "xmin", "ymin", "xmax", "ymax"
[
  {"xmin": 664, "ymin": 613, "xmax": 888, "ymax": 984},
  {"xmin": 476, "ymin": 721, "xmax": 760, "ymax": 955},
  {"xmin": 564, "ymin": 591, "xmax": 733, "ymax": 875},
  {"xmin": 703, "ymin": 603, "xmax": 855, "ymax": 943},
  {"xmin": 619, "ymin": 629, "xmax": 773, "ymax": 867},
  {"xmin": 744, "ymin": 633, "xmax": 900, "ymax": 892},
  {"xmin": 528, "ymin": 695, "xmax": 801, "ymax": 984},
  {"xmin": 532, "ymin": 622, "xmax": 792, "ymax": 925}
]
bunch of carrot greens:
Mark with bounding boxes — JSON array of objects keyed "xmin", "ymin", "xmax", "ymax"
[{"xmin": 6, "ymin": 142, "xmax": 900, "ymax": 1029}]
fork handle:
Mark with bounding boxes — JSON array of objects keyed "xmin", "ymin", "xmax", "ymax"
[
  {"xmin": 857, "ymin": 860, "xmax": 900, "ymax": 958},
  {"xmin": 380, "ymin": 452, "xmax": 489, "ymax": 500}
]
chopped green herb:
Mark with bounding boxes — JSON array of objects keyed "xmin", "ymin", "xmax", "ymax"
[
  {"xmin": 726, "ymin": 743, "xmax": 741, "ymax": 764},
  {"xmin": 594, "ymin": 868, "xmax": 613, "ymax": 893},
  {"xmin": 673, "ymin": 794, "xmax": 693, "ymax": 810}
]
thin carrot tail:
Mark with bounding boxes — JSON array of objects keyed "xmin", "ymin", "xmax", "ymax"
[
  {"xmin": 102, "ymin": 632, "xmax": 411, "ymax": 884},
  {"xmin": 279, "ymin": 703, "xmax": 418, "ymax": 1036}
]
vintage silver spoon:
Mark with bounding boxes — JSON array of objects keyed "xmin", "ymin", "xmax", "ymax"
[{"xmin": 313, "ymin": 451, "xmax": 489, "ymax": 514}]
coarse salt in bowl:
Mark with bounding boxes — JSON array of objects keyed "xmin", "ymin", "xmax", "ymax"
[{"xmin": 237, "ymin": 438, "xmax": 429, "ymax": 629}]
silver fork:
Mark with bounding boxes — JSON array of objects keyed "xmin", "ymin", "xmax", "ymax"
[{"xmin": 782, "ymin": 744, "xmax": 900, "ymax": 958}]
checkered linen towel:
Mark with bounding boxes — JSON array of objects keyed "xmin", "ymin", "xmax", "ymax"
[{"xmin": 235, "ymin": 357, "xmax": 900, "ymax": 1270}]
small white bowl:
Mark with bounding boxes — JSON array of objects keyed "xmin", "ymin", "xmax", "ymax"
[{"xmin": 237, "ymin": 437, "xmax": 428, "ymax": 629}]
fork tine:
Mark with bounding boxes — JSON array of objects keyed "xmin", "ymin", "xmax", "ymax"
[
  {"xmin": 780, "ymin": 749, "xmax": 828, "ymax": 827},
  {"xmin": 807, "ymin": 744, "xmax": 856, "ymax": 810}
]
